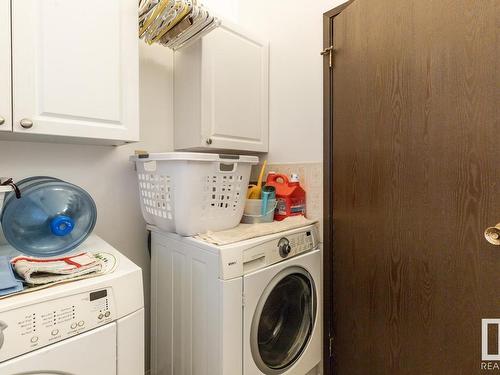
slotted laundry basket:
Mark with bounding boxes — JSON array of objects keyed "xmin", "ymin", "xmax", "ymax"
[{"xmin": 131, "ymin": 153, "xmax": 258, "ymax": 236}]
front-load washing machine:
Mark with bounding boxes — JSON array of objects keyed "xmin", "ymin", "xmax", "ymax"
[
  {"xmin": 0, "ymin": 234, "xmax": 145, "ymax": 375},
  {"xmin": 150, "ymin": 224, "xmax": 321, "ymax": 375}
]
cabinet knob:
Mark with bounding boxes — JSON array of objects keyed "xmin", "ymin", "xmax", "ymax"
[
  {"xmin": 20, "ymin": 118, "xmax": 33, "ymax": 129},
  {"xmin": 205, "ymin": 138, "xmax": 213, "ymax": 145},
  {"xmin": 0, "ymin": 116, "xmax": 5, "ymax": 125}
]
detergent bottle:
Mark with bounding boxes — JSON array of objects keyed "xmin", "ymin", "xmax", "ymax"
[{"xmin": 265, "ymin": 173, "xmax": 306, "ymax": 221}]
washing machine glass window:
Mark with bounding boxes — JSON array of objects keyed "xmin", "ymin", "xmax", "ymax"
[{"xmin": 250, "ymin": 266, "xmax": 317, "ymax": 374}]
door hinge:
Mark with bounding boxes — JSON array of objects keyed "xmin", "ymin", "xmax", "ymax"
[
  {"xmin": 321, "ymin": 46, "xmax": 335, "ymax": 68},
  {"xmin": 329, "ymin": 336, "xmax": 334, "ymax": 357}
]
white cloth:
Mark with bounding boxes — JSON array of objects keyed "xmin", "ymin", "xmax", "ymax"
[
  {"xmin": 11, "ymin": 252, "xmax": 104, "ymax": 285},
  {"xmin": 196, "ymin": 216, "xmax": 317, "ymax": 245}
]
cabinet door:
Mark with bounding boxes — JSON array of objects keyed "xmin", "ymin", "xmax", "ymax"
[
  {"xmin": 201, "ymin": 24, "xmax": 269, "ymax": 152},
  {"xmin": 0, "ymin": 0, "xmax": 11, "ymax": 132},
  {"xmin": 12, "ymin": 0, "xmax": 139, "ymax": 144}
]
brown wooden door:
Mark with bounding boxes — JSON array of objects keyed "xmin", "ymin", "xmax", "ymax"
[{"xmin": 325, "ymin": 0, "xmax": 499, "ymax": 374}]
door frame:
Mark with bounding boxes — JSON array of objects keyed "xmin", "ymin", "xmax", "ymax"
[{"xmin": 322, "ymin": 2, "xmax": 354, "ymax": 375}]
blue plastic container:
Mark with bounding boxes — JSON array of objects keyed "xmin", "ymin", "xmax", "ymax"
[{"xmin": 0, "ymin": 177, "xmax": 97, "ymax": 257}]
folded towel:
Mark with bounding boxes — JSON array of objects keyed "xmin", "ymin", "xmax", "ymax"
[
  {"xmin": 11, "ymin": 252, "xmax": 104, "ymax": 286},
  {"xmin": 196, "ymin": 216, "xmax": 317, "ymax": 246},
  {"xmin": 0, "ymin": 256, "xmax": 23, "ymax": 296}
]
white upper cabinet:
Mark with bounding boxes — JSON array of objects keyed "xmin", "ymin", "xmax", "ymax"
[
  {"xmin": 11, "ymin": 0, "xmax": 139, "ymax": 144},
  {"xmin": 0, "ymin": 0, "xmax": 11, "ymax": 132},
  {"xmin": 174, "ymin": 22, "xmax": 269, "ymax": 153}
]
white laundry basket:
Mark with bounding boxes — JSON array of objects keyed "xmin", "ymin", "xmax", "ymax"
[{"xmin": 131, "ymin": 152, "xmax": 258, "ymax": 236}]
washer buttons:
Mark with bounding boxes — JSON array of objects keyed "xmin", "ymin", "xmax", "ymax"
[
  {"xmin": 51, "ymin": 329, "xmax": 59, "ymax": 336},
  {"xmin": 70, "ymin": 322, "xmax": 77, "ymax": 329},
  {"xmin": 104, "ymin": 311, "xmax": 111, "ymax": 318},
  {"xmin": 30, "ymin": 336, "xmax": 39, "ymax": 343},
  {"xmin": 77, "ymin": 320, "xmax": 84, "ymax": 327},
  {"xmin": 98, "ymin": 313, "xmax": 104, "ymax": 320}
]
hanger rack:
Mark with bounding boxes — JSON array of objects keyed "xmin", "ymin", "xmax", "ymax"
[{"xmin": 138, "ymin": 0, "xmax": 221, "ymax": 50}]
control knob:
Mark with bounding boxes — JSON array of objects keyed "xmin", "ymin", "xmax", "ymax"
[{"xmin": 278, "ymin": 238, "xmax": 291, "ymax": 258}]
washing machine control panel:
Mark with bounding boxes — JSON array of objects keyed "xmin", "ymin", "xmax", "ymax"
[
  {"xmin": 0, "ymin": 287, "xmax": 115, "ymax": 362},
  {"xmin": 240, "ymin": 226, "xmax": 319, "ymax": 275}
]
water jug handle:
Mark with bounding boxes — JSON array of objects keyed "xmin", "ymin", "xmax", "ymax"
[
  {"xmin": 267, "ymin": 173, "xmax": 289, "ymax": 185},
  {"xmin": 1, "ymin": 178, "xmax": 21, "ymax": 199}
]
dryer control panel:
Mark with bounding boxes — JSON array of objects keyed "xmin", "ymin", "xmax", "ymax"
[
  {"xmin": 0, "ymin": 288, "xmax": 115, "ymax": 362},
  {"xmin": 241, "ymin": 226, "xmax": 319, "ymax": 276}
]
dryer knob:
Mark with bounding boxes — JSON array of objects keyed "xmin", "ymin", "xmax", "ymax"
[{"xmin": 278, "ymin": 238, "xmax": 291, "ymax": 258}]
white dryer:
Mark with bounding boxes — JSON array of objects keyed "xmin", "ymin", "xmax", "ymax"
[
  {"xmin": 0, "ymin": 234, "xmax": 145, "ymax": 375},
  {"xmin": 150, "ymin": 224, "xmax": 321, "ymax": 375}
]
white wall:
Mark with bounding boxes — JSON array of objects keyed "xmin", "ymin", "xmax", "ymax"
[
  {"xmin": 0, "ymin": 42, "xmax": 174, "ymax": 365},
  {"xmin": 220, "ymin": 0, "xmax": 346, "ymax": 163},
  {"xmin": 203, "ymin": 0, "xmax": 239, "ymax": 21}
]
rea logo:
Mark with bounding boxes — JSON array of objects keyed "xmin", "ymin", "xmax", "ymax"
[
  {"xmin": 482, "ymin": 319, "xmax": 500, "ymax": 361},
  {"xmin": 482, "ymin": 319, "xmax": 500, "ymax": 371}
]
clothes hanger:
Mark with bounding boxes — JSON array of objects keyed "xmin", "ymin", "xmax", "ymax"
[
  {"xmin": 159, "ymin": 5, "xmax": 199, "ymax": 46},
  {"xmin": 143, "ymin": 0, "xmax": 182, "ymax": 43},
  {"xmin": 139, "ymin": 0, "xmax": 160, "ymax": 30},
  {"xmin": 139, "ymin": 0, "xmax": 158, "ymax": 21},
  {"xmin": 150, "ymin": 0, "xmax": 193, "ymax": 44},
  {"xmin": 173, "ymin": 18, "xmax": 219, "ymax": 50},
  {"xmin": 139, "ymin": 0, "xmax": 173, "ymax": 38},
  {"xmin": 167, "ymin": 7, "xmax": 218, "ymax": 49},
  {"xmin": 163, "ymin": 5, "xmax": 209, "ymax": 46},
  {"xmin": 138, "ymin": 0, "xmax": 220, "ymax": 51}
]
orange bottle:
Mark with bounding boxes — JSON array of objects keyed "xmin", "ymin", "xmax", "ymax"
[{"xmin": 265, "ymin": 173, "xmax": 306, "ymax": 221}]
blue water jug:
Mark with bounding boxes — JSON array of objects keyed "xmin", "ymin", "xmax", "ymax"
[{"xmin": 1, "ymin": 176, "xmax": 97, "ymax": 257}]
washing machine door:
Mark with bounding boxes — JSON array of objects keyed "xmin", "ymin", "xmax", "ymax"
[{"xmin": 250, "ymin": 266, "xmax": 317, "ymax": 374}]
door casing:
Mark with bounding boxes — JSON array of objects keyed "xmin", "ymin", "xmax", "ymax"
[{"xmin": 322, "ymin": 3, "xmax": 353, "ymax": 374}]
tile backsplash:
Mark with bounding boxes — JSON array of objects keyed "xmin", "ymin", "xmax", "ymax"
[{"xmin": 250, "ymin": 162, "xmax": 323, "ymax": 236}]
